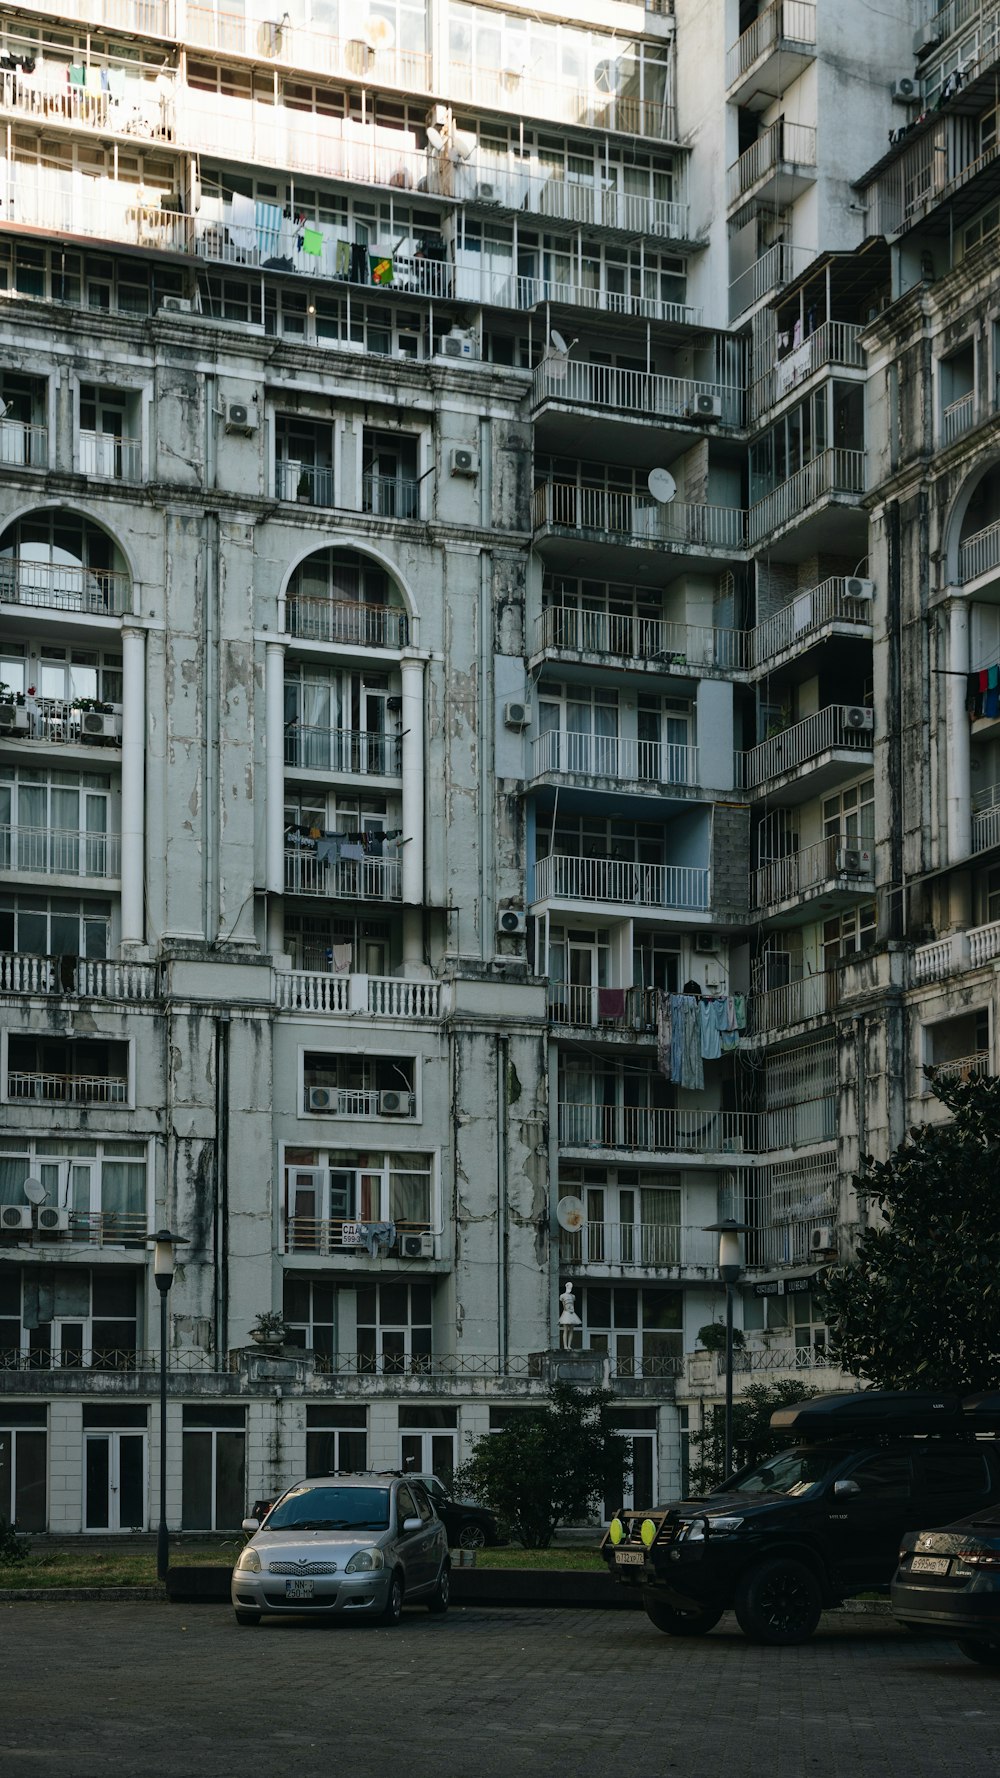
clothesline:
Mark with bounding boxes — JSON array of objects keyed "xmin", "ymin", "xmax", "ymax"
[
  {"xmin": 967, "ymin": 667, "xmax": 1000, "ymax": 721},
  {"xmin": 655, "ymin": 990, "xmax": 747, "ymax": 1090}
]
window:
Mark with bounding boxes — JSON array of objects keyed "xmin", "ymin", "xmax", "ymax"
[
  {"xmin": 306, "ymin": 1406, "xmax": 367, "ymax": 1475},
  {"xmin": 2, "ymin": 1268, "xmax": 137, "ymax": 1369},
  {"xmin": 0, "ymin": 510, "xmax": 130, "ymax": 614},
  {"xmin": 822, "ymin": 778, "xmax": 874, "ymax": 843},
  {"xmin": 5, "ymin": 1035, "xmax": 130, "ymax": 1107},
  {"xmin": 0, "ymin": 894, "xmax": 111, "ymax": 960},
  {"xmin": 0, "ymin": 1137, "xmax": 147, "ymax": 1241},
  {"xmin": 917, "ymin": 1448, "xmax": 991, "ymax": 1495},
  {"xmin": 283, "ymin": 1277, "xmax": 336, "ymax": 1361},
  {"xmin": 182, "ymin": 1407, "xmax": 247, "ymax": 1530},
  {"xmin": 78, "ymin": 385, "xmax": 141, "ymax": 481},
  {"xmin": 303, "ymin": 1051, "xmax": 415, "ymax": 1118},
  {"xmin": 362, "ymin": 430, "xmax": 420, "ymax": 519},
  {"xmin": 573, "ymin": 1283, "xmax": 682, "ymax": 1375},
  {"xmin": 0, "ymin": 372, "xmax": 48, "ymax": 469},
  {"xmin": 398, "ymin": 1406, "xmax": 459, "ymax": 1485},
  {"xmin": 275, "ymin": 414, "xmax": 335, "ymax": 507},
  {"xmin": 0, "ymin": 767, "xmax": 116, "ymax": 881},
  {"xmin": 844, "ymin": 1453, "xmax": 911, "ymax": 1497},
  {"xmin": 0, "ymin": 1407, "xmax": 46, "ymax": 1531},
  {"xmin": 558, "ymin": 1164, "xmax": 681, "ymax": 1266},
  {"xmin": 822, "ymin": 903, "xmax": 876, "ymax": 968},
  {"xmin": 284, "ymin": 665, "xmax": 401, "ymax": 776},
  {"xmin": 356, "ymin": 1279, "xmax": 432, "ymax": 1374},
  {"xmin": 284, "ymin": 911, "xmax": 393, "ymax": 975},
  {"xmin": 282, "ymin": 1148, "xmax": 434, "ymax": 1250}
]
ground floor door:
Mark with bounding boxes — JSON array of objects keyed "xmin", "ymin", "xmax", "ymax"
[
  {"xmin": 603, "ymin": 1431, "xmax": 657, "ymax": 1522},
  {"xmin": 84, "ymin": 1430, "xmax": 146, "ymax": 1532},
  {"xmin": 400, "ymin": 1431, "xmax": 458, "ymax": 1487}
]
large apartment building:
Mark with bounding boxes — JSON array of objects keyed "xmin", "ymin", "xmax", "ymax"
[{"xmin": 0, "ymin": 0, "xmax": 994, "ymax": 1537}]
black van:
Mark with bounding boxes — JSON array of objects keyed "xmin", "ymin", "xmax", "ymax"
[{"xmin": 603, "ymin": 1391, "xmax": 1000, "ymax": 1645}]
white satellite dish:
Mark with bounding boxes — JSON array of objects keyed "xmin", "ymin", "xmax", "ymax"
[
  {"xmin": 0, "ymin": 398, "xmax": 8, "ymax": 421},
  {"xmin": 23, "ymin": 1175, "xmax": 46, "ymax": 1205},
  {"xmin": 450, "ymin": 129, "xmax": 477, "ymax": 162},
  {"xmin": 556, "ymin": 1196, "xmax": 586, "ymax": 1233},
  {"xmin": 544, "ymin": 354, "xmax": 568, "ymax": 381},
  {"xmin": 362, "ymin": 14, "xmax": 395, "ymax": 49},
  {"xmin": 647, "ymin": 466, "xmax": 677, "ymax": 504},
  {"xmin": 550, "ymin": 328, "xmax": 570, "ymax": 355},
  {"xmin": 426, "ymin": 126, "xmax": 446, "ymax": 153}
]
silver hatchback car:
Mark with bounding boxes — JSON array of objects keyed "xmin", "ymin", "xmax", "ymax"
[{"xmin": 231, "ymin": 1473, "xmax": 450, "ymax": 1627}]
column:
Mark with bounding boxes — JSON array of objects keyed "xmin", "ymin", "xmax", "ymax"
[
  {"xmin": 946, "ymin": 598, "xmax": 971, "ymax": 864},
  {"xmin": 120, "ymin": 625, "xmax": 146, "ymax": 949},
  {"xmin": 401, "ymin": 655, "xmax": 425, "ymax": 973},
  {"xmin": 265, "ymin": 641, "xmax": 285, "ymax": 953}
]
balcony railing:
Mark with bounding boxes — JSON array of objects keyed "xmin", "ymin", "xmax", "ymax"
[
  {"xmin": 275, "ymin": 972, "xmax": 444, "ymax": 1019},
  {"xmin": 0, "ymin": 825, "xmax": 120, "ymax": 880},
  {"xmin": 548, "ymin": 984, "xmax": 658, "ymax": 1031},
  {"xmin": 751, "ymin": 322, "xmax": 865, "ymax": 420},
  {"xmin": 444, "ymin": 62, "xmax": 676, "ymax": 142},
  {"xmin": 0, "ymin": 63, "xmax": 173, "ymax": 143},
  {"xmin": 10, "ymin": 0, "xmax": 174, "ymax": 35},
  {"xmin": 530, "ymin": 359, "xmax": 741, "ymax": 427},
  {"xmin": 729, "ymin": 242, "xmax": 813, "ymax": 321},
  {"xmin": 284, "ymin": 849, "xmax": 401, "ymax": 902},
  {"xmin": 533, "ymin": 483, "xmax": 745, "ymax": 551},
  {"xmin": 0, "ymin": 698, "xmax": 122, "ymax": 747},
  {"xmin": 729, "ymin": 1343, "xmax": 835, "ymax": 1374},
  {"xmin": 0, "ymin": 557, "xmax": 132, "ymax": 616},
  {"xmin": 0, "ymin": 1345, "xmax": 214, "ymax": 1372},
  {"xmin": 284, "ymin": 728, "xmax": 401, "ymax": 776},
  {"xmin": 961, "ymin": 517, "xmax": 1000, "ymax": 585},
  {"xmin": 747, "ymin": 449, "xmax": 867, "ymax": 545},
  {"xmin": 196, "ymin": 216, "xmax": 452, "ymax": 296},
  {"xmin": 282, "ymin": 1215, "xmax": 431, "ymax": 1257},
  {"xmin": 926, "ymin": 1050, "xmax": 991, "ymax": 1087},
  {"xmin": 287, "ymin": 594, "xmax": 408, "ymax": 649},
  {"xmin": 749, "ymin": 972, "xmax": 832, "ymax": 1034},
  {"xmin": 534, "ymin": 605, "xmax": 747, "ymax": 671},
  {"xmin": 8, "ymin": 172, "xmax": 191, "ymax": 253},
  {"xmin": 79, "ymin": 431, "xmax": 141, "ymax": 482},
  {"xmin": 530, "ymin": 729, "xmax": 698, "ymax": 788},
  {"xmin": 362, "ymin": 474, "xmax": 420, "ymax": 520},
  {"xmin": 751, "ymin": 577, "xmax": 873, "ymax": 669},
  {"xmin": 7, "ymin": 1071, "xmax": 128, "ymax": 1104},
  {"xmin": 0, "ymin": 1210, "xmax": 148, "ymax": 1248},
  {"xmin": 559, "ymin": 1220, "xmax": 720, "ymax": 1270},
  {"xmin": 727, "ymin": 1, "xmax": 817, "ymax": 85},
  {"xmin": 558, "ymin": 1103, "xmax": 762, "ymax": 1155},
  {"xmin": 276, "ymin": 460, "xmax": 335, "ymax": 508},
  {"xmin": 186, "ymin": 6, "xmax": 432, "ymax": 91},
  {"xmin": 737, "ymin": 705, "xmax": 873, "ymax": 790},
  {"xmin": 0, "ymin": 954, "xmax": 156, "ymax": 1000},
  {"xmin": 970, "ymin": 918, "xmax": 1000, "ymax": 967},
  {"xmin": 942, "ymin": 391, "xmax": 976, "ymax": 446},
  {"xmin": 727, "ymin": 120, "xmax": 817, "ymax": 207},
  {"xmin": 532, "ymin": 853, "xmax": 709, "ymax": 911},
  {"xmin": 0, "ymin": 420, "xmax": 48, "ymax": 469},
  {"xmin": 973, "ymin": 782, "xmax": 1000, "ymax": 852},
  {"xmin": 751, "ymin": 832, "xmax": 874, "ymax": 910}
]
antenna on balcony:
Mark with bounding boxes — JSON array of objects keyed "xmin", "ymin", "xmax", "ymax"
[
  {"xmin": 23, "ymin": 1176, "xmax": 46, "ymax": 1205},
  {"xmin": 450, "ymin": 129, "xmax": 477, "ymax": 162},
  {"xmin": 550, "ymin": 328, "xmax": 570, "ymax": 355},
  {"xmin": 362, "ymin": 15, "xmax": 396, "ymax": 48},
  {"xmin": 647, "ymin": 466, "xmax": 677, "ymax": 504},
  {"xmin": 426, "ymin": 126, "xmax": 446, "ymax": 153},
  {"xmin": 543, "ymin": 329, "xmax": 576, "ymax": 381},
  {"xmin": 0, "ymin": 399, "xmax": 7, "ymax": 420},
  {"xmin": 556, "ymin": 1196, "xmax": 585, "ymax": 1232}
]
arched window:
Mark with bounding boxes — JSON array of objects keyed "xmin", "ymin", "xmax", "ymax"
[
  {"xmin": 0, "ymin": 512, "xmax": 131, "ymax": 616},
  {"xmin": 286, "ymin": 548, "xmax": 409, "ymax": 648}
]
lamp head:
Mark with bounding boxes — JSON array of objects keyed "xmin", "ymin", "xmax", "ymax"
[
  {"xmin": 150, "ymin": 1227, "xmax": 188, "ymax": 1292},
  {"xmin": 703, "ymin": 1216, "xmax": 749, "ymax": 1279}
]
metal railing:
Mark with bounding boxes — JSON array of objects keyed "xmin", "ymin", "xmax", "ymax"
[
  {"xmin": 283, "ymin": 728, "xmax": 401, "ymax": 777},
  {"xmin": 559, "ymin": 1220, "xmax": 720, "ymax": 1270},
  {"xmin": 0, "ymin": 825, "xmax": 121, "ymax": 880},
  {"xmin": 751, "ymin": 577, "xmax": 873, "ymax": 668},
  {"xmin": 287, "ymin": 595, "xmax": 408, "ymax": 649},
  {"xmin": 530, "ymin": 359, "xmax": 741, "ymax": 427},
  {"xmin": 530, "ymin": 729, "xmax": 698, "ymax": 788},
  {"xmin": 533, "ymin": 483, "xmax": 745, "ymax": 551},
  {"xmin": 475, "ymin": 271, "xmax": 699, "ymax": 328},
  {"xmin": 727, "ymin": 1, "xmax": 817, "ymax": 85},
  {"xmin": 194, "ymin": 218, "xmax": 452, "ymax": 297},
  {"xmin": 729, "ymin": 242, "xmax": 813, "ymax": 321},
  {"xmin": 7, "ymin": 1072, "xmax": 128, "ymax": 1104},
  {"xmin": 532, "ymin": 853, "xmax": 710, "ymax": 910},
  {"xmin": 730, "ymin": 1344, "xmax": 834, "ymax": 1374},
  {"xmin": 749, "ymin": 973, "xmax": 832, "ymax": 1034},
  {"xmin": 727, "ymin": 120, "xmax": 817, "ymax": 207},
  {"xmin": 558, "ymin": 1103, "xmax": 763, "ymax": 1154},
  {"xmin": 284, "ymin": 849, "xmax": 401, "ymax": 902},
  {"xmin": 7, "ymin": 172, "xmax": 191, "ymax": 253},
  {"xmin": 0, "ymin": 557, "xmax": 131, "ymax": 616},
  {"xmin": 942, "ymin": 390, "xmax": 975, "ymax": 445},
  {"xmin": 0, "ymin": 698, "xmax": 122, "ymax": 747},
  {"xmin": 282, "ymin": 1217, "xmax": 431, "ymax": 1257},
  {"xmin": 0, "ymin": 64, "xmax": 172, "ymax": 142},
  {"xmin": 79, "ymin": 431, "xmax": 141, "ymax": 482},
  {"xmin": 362, "ymin": 474, "xmax": 421, "ymax": 520},
  {"xmin": 747, "ymin": 449, "xmax": 867, "ymax": 544},
  {"xmin": 737, "ymin": 705, "xmax": 873, "ymax": 789},
  {"xmin": 927, "ymin": 1050, "xmax": 991, "ymax": 1086},
  {"xmin": 751, "ymin": 833, "xmax": 874, "ymax": 909},
  {"xmin": 534, "ymin": 605, "xmax": 747, "ymax": 670},
  {"xmin": 0, "ymin": 420, "xmax": 48, "ymax": 469},
  {"xmin": 961, "ymin": 517, "xmax": 1000, "ymax": 584},
  {"xmin": 0, "ymin": 954, "xmax": 156, "ymax": 1000},
  {"xmin": 276, "ymin": 460, "xmax": 335, "ymax": 508},
  {"xmin": 0, "ymin": 1345, "xmax": 215, "ymax": 1372},
  {"xmin": 186, "ymin": 6, "xmax": 432, "ymax": 90},
  {"xmin": 973, "ymin": 782, "xmax": 1000, "ymax": 853},
  {"xmin": 751, "ymin": 322, "xmax": 865, "ymax": 420},
  {"xmin": 548, "ymin": 984, "xmax": 658, "ymax": 1031},
  {"xmin": 444, "ymin": 61, "xmax": 677, "ymax": 142},
  {"xmin": 11, "ymin": 0, "xmax": 173, "ymax": 34}
]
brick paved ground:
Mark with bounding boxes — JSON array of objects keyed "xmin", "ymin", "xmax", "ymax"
[{"xmin": 3, "ymin": 1602, "xmax": 1000, "ymax": 1778}]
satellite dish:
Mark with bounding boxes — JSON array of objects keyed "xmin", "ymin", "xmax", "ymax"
[
  {"xmin": 450, "ymin": 129, "xmax": 477, "ymax": 162},
  {"xmin": 426, "ymin": 126, "xmax": 446, "ymax": 153},
  {"xmin": 556, "ymin": 1196, "xmax": 586, "ymax": 1233},
  {"xmin": 0, "ymin": 397, "xmax": 7, "ymax": 420},
  {"xmin": 543, "ymin": 354, "xmax": 568, "ymax": 381},
  {"xmin": 647, "ymin": 466, "xmax": 677, "ymax": 504},
  {"xmin": 23, "ymin": 1176, "xmax": 46, "ymax": 1205},
  {"xmin": 550, "ymin": 328, "xmax": 569, "ymax": 355},
  {"xmin": 362, "ymin": 14, "xmax": 395, "ymax": 48}
]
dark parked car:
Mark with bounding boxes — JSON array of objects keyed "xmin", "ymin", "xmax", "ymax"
[
  {"xmin": 406, "ymin": 1473, "xmax": 504, "ymax": 1549},
  {"xmin": 893, "ymin": 1505, "xmax": 1000, "ymax": 1664},
  {"xmin": 604, "ymin": 1391, "xmax": 1000, "ymax": 1646}
]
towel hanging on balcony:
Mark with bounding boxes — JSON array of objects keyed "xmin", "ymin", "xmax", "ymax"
[
  {"xmin": 328, "ymin": 944, "xmax": 352, "ymax": 973},
  {"xmin": 303, "ymin": 227, "xmax": 323, "ymax": 256},
  {"xmin": 361, "ymin": 1220, "xmax": 396, "ymax": 1257},
  {"xmin": 597, "ymin": 987, "xmax": 625, "ymax": 1019}
]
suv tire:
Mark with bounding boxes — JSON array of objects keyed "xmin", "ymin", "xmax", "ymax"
[
  {"xmin": 379, "ymin": 1571, "xmax": 404, "ymax": 1627},
  {"xmin": 642, "ymin": 1593, "xmax": 722, "ymax": 1637},
  {"xmin": 428, "ymin": 1561, "xmax": 451, "ymax": 1614},
  {"xmin": 734, "ymin": 1557, "xmax": 823, "ymax": 1645}
]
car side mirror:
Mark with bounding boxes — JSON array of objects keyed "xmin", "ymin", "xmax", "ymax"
[
  {"xmin": 833, "ymin": 1479, "xmax": 861, "ymax": 1499},
  {"xmin": 402, "ymin": 1516, "xmax": 422, "ymax": 1533},
  {"xmin": 242, "ymin": 1517, "xmax": 260, "ymax": 1533}
]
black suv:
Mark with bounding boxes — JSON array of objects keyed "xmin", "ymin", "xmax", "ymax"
[{"xmin": 603, "ymin": 1391, "xmax": 1000, "ymax": 1645}]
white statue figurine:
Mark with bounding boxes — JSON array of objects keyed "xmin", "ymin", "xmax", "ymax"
[{"xmin": 558, "ymin": 1280, "xmax": 582, "ymax": 1349}]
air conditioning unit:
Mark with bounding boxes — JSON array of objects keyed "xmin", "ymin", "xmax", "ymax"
[
  {"xmin": 845, "ymin": 577, "xmax": 875, "ymax": 600},
  {"xmin": 843, "ymin": 704, "xmax": 874, "ymax": 732},
  {"xmin": 891, "ymin": 76, "xmax": 923, "ymax": 103},
  {"xmin": 686, "ymin": 393, "xmax": 723, "ymax": 420},
  {"xmin": 503, "ymin": 700, "xmax": 529, "ymax": 729},
  {"xmin": 913, "ymin": 23, "xmax": 942, "ymax": 57},
  {"xmin": 158, "ymin": 296, "xmax": 193, "ymax": 315},
  {"xmin": 0, "ymin": 1204, "xmax": 32, "ymax": 1231},
  {"xmin": 400, "ymin": 1231, "xmax": 434, "ymax": 1259},
  {"xmin": 36, "ymin": 1205, "xmax": 70, "ymax": 1232},
  {"xmin": 426, "ymin": 103, "xmax": 449, "ymax": 128},
  {"xmin": 307, "ymin": 1086, "xmax": 339, "ymax": 1113},
  {"xmin": 379, "ymin": 1089, "xmax": 412, "ymax": 1116},
  {"xmin": 80, "ymin": 711, "xmax": 121, "ymax": 740},
  {"xmin": 810, "ymin": 1225, "xmax": 836, "ymax": 1254},
  {"xmin": 497, "ymin": 907, "xmax": 527, "ymax": 937},
  {"xmin": 0, "ymin": 703, "xmax": 29, "ymax": 730},
  {"xmin": 224, "ymin": 401, "xmax": 258, "ymax": 434},
  {"xmin": 475, "ymin": 182, "xmax": 498, "ymax": 202},
  {"xmin": 450, "ymin": 447, "xmax": 480, "ymax": 476},
  {"xmin": 441, "ymin": 331, "xmax": 478, "ymax": 361},
  {"xmin": 694, "ymin": 932, "xmax": 718, "ymax": 954}
]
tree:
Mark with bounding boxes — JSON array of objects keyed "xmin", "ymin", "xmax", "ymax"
[
  {"xmin": 453, "ymin": 1382, "xmax": 631, "ymax": 1548},
  {"xmin": 688, "ymin": 1380, "xmax": 822, "ymax": 1494},
  {"xmin": 820, "ymin": 1073, "xmax": 1000, "ymax": 1391}
]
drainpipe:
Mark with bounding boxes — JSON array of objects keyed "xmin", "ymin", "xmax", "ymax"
[{"xmin": 214, "ymin": 1012, "xmax": 230, "ymax": 1365}]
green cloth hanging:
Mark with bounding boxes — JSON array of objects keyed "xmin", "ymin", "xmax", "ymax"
[{"xmin": 302, "ymin": 226, "xmax": 323, "ymax": 256}]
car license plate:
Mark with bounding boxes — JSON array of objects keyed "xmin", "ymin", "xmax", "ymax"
[
  {"xmin": 285, "ymin": 1578, "xmax": 315, "ymax": 1598},
  {"xmin": 615, "ymin": 1550, "xmax": 646, "ymax": 1566},
  {"xmin": 910, "ymin": 1556, "xmax": 950, "ymax": 1576}
]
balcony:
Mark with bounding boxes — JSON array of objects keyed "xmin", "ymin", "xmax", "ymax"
[
  {"xmin": 737, "ymin": 705, "xmax": 873, "ymax": 797},
  {"xmin": 921, "ymin": 2, "xmax": 1000, "ymax": 106},
  {"xmin": 558, "ymin": 1102, "xmax": 762, "ymax": 1157},
  {"xmin": 7, "ymin": 1071, "xmax": 128, "ymax": 1104},
  {"xmin": 0, "ymin": 61, "xmax": 174, "ymax": 146},
  {"xmin": 531, "ymin": 853, "xmax": 709, "ymax": 913},
  {"xmin": 362, "ymin": 474, "xmax": 420, "ymax": 521},
  {"xmin": 530, "ymin": 360, "xmax": 741, "ymax": 431},
  {"xmin": 529, "ymin": 729, "xmax": 699, "ymax": 791},
  {"xmin": 973, "ymin": 784, "xmax": 1000, "ymax": 852},
  {"xmin": 961, "ymin": 517, "xmax": 1000, "ymax": 586},
  {"xmin": 548, "ymin": 984, "xmax": 658, "ymax": 1033},
  {"xmin": 186, "ymin": 7, "xmax": 432, "ymax": 92},
  {"xmin": 727, "ymin": 2, "xmax": 817, "ymax": 107},
  {"xmin": 926, "ymin": 1049, "xmax": 991, "ymax": 1088},
  {"xmin": 465, "ymin": 270, "xmax": 699, "ymax": 328},
  {"xmin": 913, "ymin": 917, "xmax": 1000, "ymax": 983},
  {"xmin": 0, "ymin": 955, "xmax": 156, "ymax": 1000},
  {"xmin": 533, "ymin": 484, "xmax": 745, "ymax": 558},
  {"xmin": 729, "ymin": 242, "xmax": 814, "ymax": 323},
  {"xmin": 0, "ymin": 419, "xmax": 48, "ymax": 470},
  {"xmin": 282, "ymin": 1213, "xmax": 432, "ymax": 1259},
  {"xmin": 750, "ymin": 577, "xmax": 873, "ymax": 673},
  {"xmin": 748, "ymin": 972, "xmax": 833, "ymax": 1036},
  {"xmin": 533, "ymin": 605, "xmax": 747, "ymax": 674},
  {"xmin": 0, "ymin": 825, "xmax": 120, "ymax": 881},
  {"xmin": 275, "ymin": 972, "xmax": 445, "ymax": 1019},
  {"xmin": 284, "ymin": 849, "xmax": 401, "ymax": 902},
  {"xmin": 0, "ymin": 699, "xmax": 122, "ymax": 747},
  {"xmin": 444, "ymin": 62, "xmax": 677, "ymax": 143},
  {"xmin": 284, "ymin": 728, "xmax": 401, "ymax": 778},
  {"xmin": 196, "ymin": 213, "xmax": 451, "ymax": 296},
  {"xmin": 750, "ymin": 323, "xmax": 865, "ymax": 423},
  {"xmin": 942, "ymin": 391, "xmax": 976, "ymax": 447},
  {"xmin": 559, "ymin": 1220, "xmax": 720, "ymax": 1272},
  {"xmin": 727, "ymin": 120, "xmax": 817, "ymax": 214},
  {"xmin": 14, "ymin": 0, "xmax": 174, "ymax": 38},
  {"xmin": 862, "ymin": 105, "xmax": 1000, "ymax": 239},
  {"xmin": 0, "ymin": 1210, "xmax": 147, "ymax": 1248},
  {"xmin": 750, "ymin": 833, "xmax": 875, "ymax": 917},
  {"xmin": 748, "ymin": 449, "xmax": 867, "ymax": 550},
  {"xmin": 79, "ymin": 432, "xmax": 141, "ymax": 482},
  {"xmin": 287, "ymin": 594, "xmax": 408, "ymax": 650},
  {"xmin": 0, "ymin": 558, "xmax": 131, "ymax": 618}
]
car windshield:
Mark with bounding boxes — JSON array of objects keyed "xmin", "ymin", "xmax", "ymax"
[
  {"xmin": 265, "ymin": 1485, "xmax": 391, "ymax": 1531},
  {"xmin": 726, "ymin": 1449, "xmax": 835, "ymax": 1498}
]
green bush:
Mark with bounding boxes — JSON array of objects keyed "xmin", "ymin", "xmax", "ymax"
[{"xmin": 0, "ymin": 1517, "xmax": 26, "ymax": 1566}]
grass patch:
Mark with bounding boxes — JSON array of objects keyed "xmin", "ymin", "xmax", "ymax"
[
  {"xmin": 476, "ymin": 1547, "xmax": 604, "ymax": 1572},
  {"xmin": 0, "ymin": 1540, "xmax": 606, "ymax": 1588}
]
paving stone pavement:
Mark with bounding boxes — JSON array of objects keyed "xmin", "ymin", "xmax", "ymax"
[{"xmin": 3, "ymin": 1601, "xmax": 1000, "ymax": 1778}]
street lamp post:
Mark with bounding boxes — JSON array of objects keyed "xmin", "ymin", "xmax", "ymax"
[
  {"xmin": 150, "ymin": 1228, "xmax": 188, "ymax": 1583},
  {"xmin": 703, "ymin": 1218, "xmax": 749, "ymax": 1484}
]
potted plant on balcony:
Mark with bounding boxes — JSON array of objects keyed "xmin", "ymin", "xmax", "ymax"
[
  {"xmin": 248, "ymin": 1310, "xmax": 288, "ymax": 1352},
  {"xmin": 296, "ymin": 469, "xmax": 312, "ymax": 504},
  {"xmin": 697, "ymin": 1321, "xmax": 746, "ymax": 1355}
]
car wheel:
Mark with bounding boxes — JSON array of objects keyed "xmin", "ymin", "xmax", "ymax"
[
  {"xmin": 458, "ymin": 1521, "xmax": 487, "ymax": 1551},
  {"xmin": 957, "ymin": 1638, "xmax": 1000, "ymax": 1665},
  {"xmin": 234, "ymin": 1610, "xmax": 261, "ymax": 1627},
  {"xmin": 427, "ymin": 1561, "xmax": 451, "ymax": 1615},
  {"xmin": 379, "ymin": 1571, "xmax": 403, "ymax": 1627},
  {"xmin": 642, "ymin": 1592, "xmax": 722, "ymax": 1637},
  {"xmin": 734, "ymin": 1558, "xmax": 823, "ymax": 1646}
]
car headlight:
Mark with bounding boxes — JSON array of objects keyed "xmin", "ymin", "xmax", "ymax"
[
  {"xmin": 345, "ymin": 1548, "xmax": 385, "ymax": 1573},
  {"xmin": 236, "ymin": 1548, "xmax": 261, "ymax": 1573},
  {"xmin": 677, "ymin": 1516, "xmax": 744, "ymax": 1542}
]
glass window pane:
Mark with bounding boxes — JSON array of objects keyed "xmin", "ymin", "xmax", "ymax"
[
  {"xmin": 181, "ymin": 1431, "xmax": 213, "ymax": 1530},
  {"xmin": 215, "ymin": 1432, "xmax": 246, "ymax": 1528}
]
